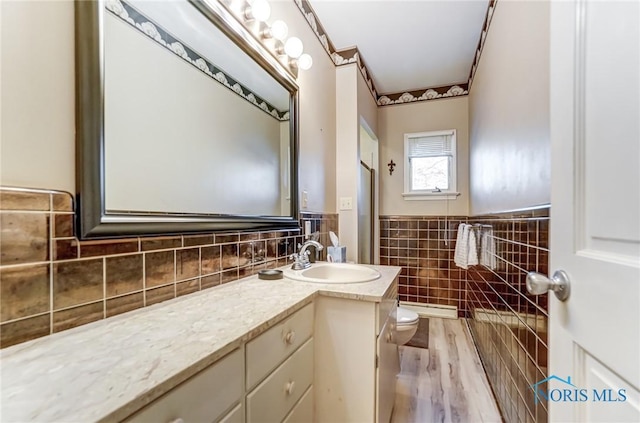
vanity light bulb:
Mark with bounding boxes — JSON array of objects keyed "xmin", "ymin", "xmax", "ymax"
[
  {"xmin": 271, "ymin": 20, "xmax": 288, "ymax": 41},
  {"xmin": 297, "ymin": 53, "xmax": 313, "ymax": 70},
  {"xmin": 250, "ymin": 0, "xmax": 271, "ymax": 22},
  {"xmin": 284, "ymin": 37, "xmax": 303, "ymax": 59}
]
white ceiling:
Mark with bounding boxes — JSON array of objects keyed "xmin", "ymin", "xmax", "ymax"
[{"xmin": 307, "ymin": 0, "xmax": 490, "ymax": 94}]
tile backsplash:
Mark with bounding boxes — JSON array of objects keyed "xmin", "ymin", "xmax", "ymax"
[{"xmin": 0, "ymin": 187, "xmax": 337, "ymax": 348}]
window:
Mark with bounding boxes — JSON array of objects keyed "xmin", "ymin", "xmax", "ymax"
[{"xmin": 403, "ymin": 130, "xmax": 458, "ymax": 200}]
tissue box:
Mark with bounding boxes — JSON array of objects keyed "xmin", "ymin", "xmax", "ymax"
[{"xmin": 327, "ymin": 246, "xmax": 346, "ymax": 263}]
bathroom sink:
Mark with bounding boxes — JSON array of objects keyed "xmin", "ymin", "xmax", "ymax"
[{"xmin": 284, "ymin": 263, "xmax": 381, "ymax": 284}]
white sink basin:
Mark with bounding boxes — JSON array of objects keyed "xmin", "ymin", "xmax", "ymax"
[{"xmin": 284, "ymin": 263, "xmax": 381, "ymax": 284}]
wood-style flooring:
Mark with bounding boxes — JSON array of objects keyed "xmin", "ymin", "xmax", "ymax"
[{"xmin": 391, "ymin": 318, "xmax": 503, "ymax": 423}]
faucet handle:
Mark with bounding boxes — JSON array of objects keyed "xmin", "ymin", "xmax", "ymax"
[{"xmin": 290, "ymin": 253, "xmax": 309, "ymax": 270}]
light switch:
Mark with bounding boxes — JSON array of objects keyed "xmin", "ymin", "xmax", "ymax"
[
  {"xmin": 305, "ymin": 221, "xmax": 312, "ymax": 238},
  {"xmin": 302, "ymin": 191, "xmax": 308, "ymax": 209},
  {"xmin": 339, "ymin": 197, "xmax": 353, "ymax": 210}
]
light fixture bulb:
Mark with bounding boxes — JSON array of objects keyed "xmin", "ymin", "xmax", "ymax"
[
  {"xmin": 284, "ymin": 37, "xmax": 303, "ymax": 58},
  {"xmin": 270, "ymin": 20, "xmax": 288, "ymax": 41},
  {"xmin": 297, "ymin": 53, "xmax": 313, "ymax": 70},
  {"xmin": 229, "ymin": 0, "xmax": 245, "ymax": 15},
  {"xmin": 250, "ymin": 0, "xmax": 270, "ymax": 22}
]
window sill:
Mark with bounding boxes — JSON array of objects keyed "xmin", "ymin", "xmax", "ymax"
[{"xmin": 402, "ymin": 192, "xmax": 461, "ymax": 201}]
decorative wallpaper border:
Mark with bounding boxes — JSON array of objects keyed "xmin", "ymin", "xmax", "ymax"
[
  {"xmin": 293, "ymin": 0, "xmax": 336, "ymax": 58},
  {"xmin": 468, "ymin": 0, "xmax": 498, "ymax": 88},
  {"xmin": 106, "ymin": 0, "xmax": 289, "ymax": 121},
  {"xmin": 377, "ymin": 83, "xmax": 469, "ymax": 106},
  {"xmin": 333, "ymin": 47, "xmax": 379, "ymax": 100},
  {"xmin": 294, "ymin": 0, "xmax": 498, "ymax": 106}
]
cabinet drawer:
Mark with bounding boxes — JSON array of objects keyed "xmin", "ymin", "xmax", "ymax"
[
  {"xmin": 282, "ymin": 386, "xmax": 313, "ymax": 423},
  {"xmin": 219, "ymin": 403, "xmax": 243, "ymax": 423},
  {"xmin": 247, "ymin": 338, "xmax": 314, "ymax": 423},
  {"xmin": 246, "ymin": 303, "xmax": 313, "ymax": 389},
  {"xmin": 125, "ymin": 349, "xmax": 243, "ymax": 423}
]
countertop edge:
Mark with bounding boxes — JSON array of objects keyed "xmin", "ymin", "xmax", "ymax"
[{"xmin": 1, "ymin": 264, "xmax": 401, "ymax": 422}]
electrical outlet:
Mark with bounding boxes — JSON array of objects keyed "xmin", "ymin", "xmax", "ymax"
[
  {"xmin": 302, "ymin": 191, "xmax": 308, "ymax": 209},
  {"xmin": 339, "ymin": 197, "xmax": 353, "ymax": 210},
  {"xmin": 305, "ymin": 221, "xmax": 312, "ymax": 238}
]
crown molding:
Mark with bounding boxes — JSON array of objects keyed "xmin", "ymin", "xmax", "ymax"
[{"xmin": 293, "ymin": 0, "xmax": 499, "ymax": 106}]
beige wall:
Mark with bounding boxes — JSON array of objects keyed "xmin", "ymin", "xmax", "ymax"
[
  {"xmin": 357, "ymin": 70, "xmax": 378, "ymax": 138},
  {"xmin": 0, "ymin": 0, "xmax": 76, "ymax": 194},
  {"xmin": 357, "ymin": 67, "xmax": 380, "ymax": 264},
  {"xmin": 0, "ymin": 0, "xmax": 337, "ymax": 214},
  {"xmin": 271, "ymin": 1, "xmax": 336, "ymax": 214},
  {"xmin": 335, "ymin": 65, "xmax": 359, "ymax": 261},
  {"xmin": 335, "ymin": 64, "xmax": 379, "ymax": 262},
  {"xmin": 468, "ymin": 0, "xmax": 550, "ymax": 215},
  {"xmin": 378, "ymin": 96, "xmax": 470, "ymax": 216}
]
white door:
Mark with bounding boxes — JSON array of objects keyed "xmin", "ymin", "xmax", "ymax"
[{"xmin": 546, "ymin": 0, "xmax": 640, "ymax": 421}]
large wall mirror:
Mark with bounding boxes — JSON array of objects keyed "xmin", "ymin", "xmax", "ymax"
[{"xmin": 76, "ymin": 0, "xmax": 299, "ymax": 239}]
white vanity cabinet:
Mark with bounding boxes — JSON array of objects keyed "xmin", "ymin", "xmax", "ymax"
[
  {"xmin": 125, "ymin": 348, "xmax": 244, "ymax": 423},
  {"xmin": 245, "ymin": 303, "xmax": 314, "ymax": 423},
  {"xmin": 125, "ymin": 303, "xmax": 315, "ymax": 423},
  {"xmin": 314, "ymin": 280, "xmax": 399, "ymax": 423}
]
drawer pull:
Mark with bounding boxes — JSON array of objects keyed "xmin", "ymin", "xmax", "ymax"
[
  {"xmin": 284, "ymin": 330, "xmax": 296, "ymax": 345},
  {"xmin": 285, "ymin": 381, "xmax": 296, "ymax": 396}
]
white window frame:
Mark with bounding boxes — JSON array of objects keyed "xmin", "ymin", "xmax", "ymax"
[{"xmin": 402, "ymin": 129, "xmax": 459, "ymax": 201}]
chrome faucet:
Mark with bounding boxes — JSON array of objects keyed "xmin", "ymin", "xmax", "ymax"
[{"xmin": 290, "ymin": 240, "xmax": 324, "ymax": 270}]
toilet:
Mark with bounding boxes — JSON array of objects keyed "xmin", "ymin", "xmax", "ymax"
[{"xmin": 395, "ymin": 307, "xmax": 420, "ymax": 345}]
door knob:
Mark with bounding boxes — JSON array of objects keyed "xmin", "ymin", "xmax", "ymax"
[{"xmin": 526, "ymin": 270, "xmax": 571, "ymax": 301}]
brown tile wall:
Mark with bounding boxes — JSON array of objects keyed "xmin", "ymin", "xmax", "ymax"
[
  {"xmin": 379, "ymin": 216, "xmax": 468, "ymax": 315},
  {"xmin": 466, "ymin": 208, "xmax": 549, "ymax": 423},
  {"xmin": 0, "ymin": 187, "xmax": 338, "ymax": 348},
  {"xmin": 380, "ymin": 209, "xmax": 549, "ymax": 423}
]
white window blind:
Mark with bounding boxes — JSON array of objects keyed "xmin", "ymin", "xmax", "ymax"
[{"xmin": 407, "ymin": 133, "xmax": 454, "ymax": 158}]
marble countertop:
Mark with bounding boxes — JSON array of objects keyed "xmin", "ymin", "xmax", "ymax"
[{"xmin": 0, "ymin": 264, "xmax": 400, "ymax": 422}]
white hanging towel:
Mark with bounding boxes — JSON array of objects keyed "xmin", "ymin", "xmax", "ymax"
[
  {"xmin": 480, "ymin": 228, "xmax": 497, "ymax": 270},
  {"xmin": 467, "ymin": 228, "xmax": 479, "ymax": 267},
  {"xmin": 454, "ymin": 223, "xmax": 470, "ymax": 269},
  {"xmin": 455, "ymin": 223, "xmax": 479, "ymax": 269}
]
